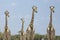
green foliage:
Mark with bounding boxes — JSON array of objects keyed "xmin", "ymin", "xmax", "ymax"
[
  {"xmin": 0, "ymin": 32, "xmax": 3, "ymax": 40},
  {"xmin": 55, "ymin": 36, "xmax": 60, "ymax": 40},
  {"xmin": 11, "ymin": 34, "xmax": 20, "ymax": 40},
  {"xmin": 34, "ymin": 34, "xmax": 43, "ymax": 40},
  {"xmin": 0, "ymin": 32, "xmax": 60, "ymax": 40}
]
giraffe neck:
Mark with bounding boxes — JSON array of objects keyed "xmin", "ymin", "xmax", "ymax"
[
  {"xmin": 49, "ymin": 12, "xmax": 52, "ymax": 27},
  {"xmin": 5, "ymin": 15, "xmax": 8, "ymax": 32},
  {"xmin": 21, "ymin": 19, "xmax": 24, "ymax": 36},
  {"xmin": 29, "ymin": 11, "xmax": 34, "ymax": 29},
  {"xmin": 21, "ymin": 21, "xmax": 24, "ymax": 33},
  {"xmin": 5, "ymin": 16, "xmax": 8, "ymax": 27}
]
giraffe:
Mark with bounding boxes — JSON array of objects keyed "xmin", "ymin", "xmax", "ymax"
[
  {"xmin": 47, "ymin": 6, "xmax": 55, "ymax": 40},
  {"xmin": 20, "ymin": 18, "xmax": 26, "ymax": 40},
  {"xmin": 4, "ymin": 10, "xmax": 11, "ymax": 40},
  {"xmin": 26, "ymin": 6, "xmax": 37, "ymax": 40}
]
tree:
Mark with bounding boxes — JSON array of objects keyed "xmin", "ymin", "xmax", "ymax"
[{"xmin": 34, "ymin": 34, "xmax": 43, "ymax": 40}]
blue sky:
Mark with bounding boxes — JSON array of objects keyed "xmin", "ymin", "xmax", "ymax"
[{"xmin": 0, "ymin": 0, "xmax": 60, "ymax": 35}]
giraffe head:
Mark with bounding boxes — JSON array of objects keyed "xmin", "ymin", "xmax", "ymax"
[
  {"xmin": 50, "ymin": 5, "xmax": 54, "ymax": 13},
  {"xmin": 21, "ymin": 17, "xmax": 24, "ymax": 23},
  {"xmin": 32, "ymin": 6, "xmax": 37, "ymax": 13},
  {"xmin": 5, "ymin": 10, "xmax": 9, "ymax": 17}
]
